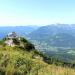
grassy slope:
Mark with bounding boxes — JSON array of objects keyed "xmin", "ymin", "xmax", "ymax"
[{"xmin": 0, "ymin": 46, "xmax": 75, "ymax": 75}]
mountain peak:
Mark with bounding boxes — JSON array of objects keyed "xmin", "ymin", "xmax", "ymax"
[
  {"xmin": 0, "ymin": 32, "xmax": 35, "ymax": 51},
  {"xmin": 4, "ymin": 32, "xmax": 20, "ymax": 47}
]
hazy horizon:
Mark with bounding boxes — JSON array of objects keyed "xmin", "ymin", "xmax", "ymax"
[{"xmin": 1, "ymin": 23, "xmax": 75, "ymax": 27}]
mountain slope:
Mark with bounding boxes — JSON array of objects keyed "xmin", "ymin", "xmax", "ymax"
[
  {"xmin": 0, "ymin": 46, "xmax": 75, "ymax": 75},
  {"xmin": 29, "ymin": 24, "xmax": 75, "ymax": 47},
  {"xmin": 0, "ymin": 33, "xmax": 75, "ymax": 75}
]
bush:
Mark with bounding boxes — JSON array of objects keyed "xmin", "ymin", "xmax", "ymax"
[
  {"xmin": 24, "ymin": 43, "xmax": 35, "ymax": 51},
  {"xmin": 13, "ymin": 38, "xmax": 20, "ymax": 45},
  {"xmin": 21, "ymin": 37, "xmax": 28, "ymax": 43}
]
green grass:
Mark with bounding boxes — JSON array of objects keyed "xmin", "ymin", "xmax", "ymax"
[
  {"xmin": 0, "ymin": 46, "xmax": 75, "ymax": 75},
  {"xmin": 0, "ymin": 37, "xmax": 75, "ymax": 75}
]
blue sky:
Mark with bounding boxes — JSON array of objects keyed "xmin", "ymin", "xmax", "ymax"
[{"xmin": 0, "ymin": 0, "xmax": 75, "ymax": 26}]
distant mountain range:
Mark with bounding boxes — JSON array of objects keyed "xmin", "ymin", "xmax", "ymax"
[
  {"xmin": 0, "ymin": 26, "xmax": 39, "ymax": 39},
  {"xmin": 29, "ymin": 24, "xmax": 75, "ymax": 47}
]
